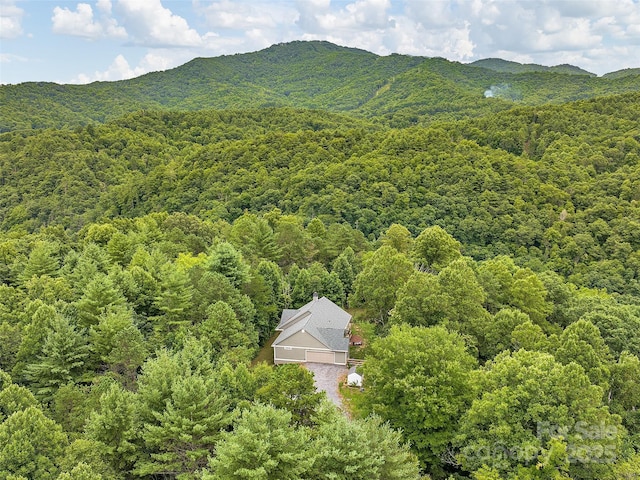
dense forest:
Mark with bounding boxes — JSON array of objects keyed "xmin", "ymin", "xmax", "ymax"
[{"xmin": 0, "ymin": 41, "xmax": 639, "ymax": 479}]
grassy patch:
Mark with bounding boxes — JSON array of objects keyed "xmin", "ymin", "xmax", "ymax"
[
  {"xmin": 251, "ymin": 331, "xmax": 278, "ymax": 366},
  {"xmin": 339, "ymin": 382, "xmax": 368, "ymax": 419}
]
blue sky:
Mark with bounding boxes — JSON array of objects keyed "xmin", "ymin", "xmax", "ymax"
[{"xmin": 1, "ymin": 0, "xmax": 639, "ymax": 84}]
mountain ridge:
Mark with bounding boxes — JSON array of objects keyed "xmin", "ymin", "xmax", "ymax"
[{"xmin": 1, "ymin": 40, "xmax": 639, "ymax": 132}]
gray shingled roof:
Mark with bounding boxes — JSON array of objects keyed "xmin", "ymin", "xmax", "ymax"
[{"xmin": 273, "ymin": 296, "xmax": 351, "ymax": 352}]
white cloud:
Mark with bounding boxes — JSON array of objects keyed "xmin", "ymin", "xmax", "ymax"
[
  {"xmin": 52, "ymin": 2, "xmax": 126, "ymax": 39},
  {"xmin": 69, "ymin": 50, "xmax": 190, "ymax": 83},
  {"xmin": 297, "ymin": 0, "xmax": 394, "ymax": 32},
  {"xmin": 0, "ymin": 0, "xmax": 24, "ymax": 39},
  {"xmin": 115, "ymin": 0, "xmax": 207, "ymax": 47},
  {"xmin": 198, "ymin": 0, "xmax": 297, "ymax": 30}
]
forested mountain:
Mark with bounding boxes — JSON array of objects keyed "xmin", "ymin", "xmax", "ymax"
[
  {"xmin": 2, "ymin": 41, "xmax": 639, "ymax": 131},
  {"xmin": 1, "ymin": 41, "xmax": 639, "ymax": 480},
  {"xmin": 469, "ymin": 58, "xmax": 596, "ymax": 76}
]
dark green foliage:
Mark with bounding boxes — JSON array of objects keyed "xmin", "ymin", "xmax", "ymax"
[{"xmin": 255, "ymin": 363, "xmax": 324, "ymax": 427}]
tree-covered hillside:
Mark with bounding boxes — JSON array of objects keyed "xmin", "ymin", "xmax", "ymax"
[
  {"xmin": 2, "ymin": 94, "xmax": 638, "ymax": 294},
  {"xmin": 1, "ymin": 41, "xmax": 639, "ymax": 480},
  {"xmin": 2, "ymin": 41, "xmax": 639, "ymax": 131}
]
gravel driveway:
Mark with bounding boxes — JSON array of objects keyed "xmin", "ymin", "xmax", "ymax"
[{"xmin": 304, "ymin": 363, "xmax": 347, "ymax": 409}]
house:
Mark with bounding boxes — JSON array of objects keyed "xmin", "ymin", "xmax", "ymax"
[
  {"xmin": 347, "ymin": 366, "xmax": 363, "ymax": 387},
  {"xmin": 273, "ymin": 293, "xmax": 352, "ymax": 365}
]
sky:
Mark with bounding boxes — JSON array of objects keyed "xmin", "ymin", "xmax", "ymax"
[{"xmin": 1, "ymin": 0, "xmax": 639, "ymax": 85}]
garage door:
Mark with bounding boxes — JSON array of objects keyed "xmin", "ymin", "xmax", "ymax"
[{"xmin": 306, "ymin": 350, "xmax": 335, "ymax": 364}]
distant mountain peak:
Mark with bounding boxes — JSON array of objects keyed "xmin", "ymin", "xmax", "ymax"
[{"xmin": 469, "ymin": 58, "xmax": 595, "ymax": 76}]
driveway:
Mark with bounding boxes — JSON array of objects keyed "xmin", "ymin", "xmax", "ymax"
[{"xmin": 304, "ymin": 363, "xmax": 347, "ymax": 410}]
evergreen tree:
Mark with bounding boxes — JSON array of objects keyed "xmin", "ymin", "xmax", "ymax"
[
  {"xmin": 331, "ymin": 249, "xmax": 356, "ymax": 298},
  {"xmin": 85, "ymin": 383, "xmax": 140, "ymax": 474},
  {"xmin": 198, "ymin": 301, "xmax": 256, "ymax": 361},
  {"xmin": 19, "ymin": 241, "xmax": 60, "ymax": 282},
  {"xmin": 0, "ymin": 406, "xmax": 68, "ymax": 480},
  {"xmin": 75, "ymin": 274, "xmax": 126, "ymax": 328},
  {"xmin": 206, "ymin": 241, "xmax": 250, "ymax": 289},
  {"xmin": 24, "ymin": 316, "xmax": 89, "ymax": 402},
  {"xmin": 153, "ymin": 264, "xmax": 194, "ymax": 332},
  {"xmin": 135, "ymin": 375, "xmax": 235, "ymax": 478},
  {"xmin": 205, "ymin": 404, "xmax": 313, "ymax": 480},
  {"xmin": 310, "ymin": 414, "xmax": 421, "ymax": 480}
]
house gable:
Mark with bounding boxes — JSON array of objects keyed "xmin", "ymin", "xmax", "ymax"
[{"xmin": 275, "ymin": 330, "xmax": 329, "ymax": 350}]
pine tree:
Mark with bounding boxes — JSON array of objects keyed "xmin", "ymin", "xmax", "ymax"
[
  {"xmin": 135, "ymin": 375, "xmax": 235, "ymax": 477},
  {"xmin": 205, "ymin": 404, "xmax": 313, "ymax": 480},
  {"xmin": 19, "ymin": 241, "xmax": 60, "ymax": 282},
  {"xmin": 24, "ymin": 316, "xmax": 89, "ymax": 402},
  {"xmin": 0, "ymin": 406, "xmax": 68, "ymax": 480},
  {"xmin": 75, "ymin": 274, "xmax": 126, "ymax": 328},
  {"xmin": 153, "ymin": 264, "xmax": 194, "ymax": 332}
]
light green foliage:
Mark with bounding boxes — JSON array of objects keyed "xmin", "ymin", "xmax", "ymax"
[
  {"xmin": 230, "ymin": 212, "xmax": 282, "ymax": 263},
  {"xmin": 198, "ymin": 300, "xmax": 257, "ymax": 361},
  {"xmin": 24, "ymin": 315, "xmax": 90, "ymax": 402},
  {"xmin": 511, "ymin": 320, "xmax": 551, "ymax": 352},
  {"xmin": 411, "ymin": 225, "xmax": 462, "ymax": 271},
  {"xmin": 74, "ymin": 274, "xmax": 127, "ymax": 328},
  {"xmin": 12, "ymin": 301, "xmax": 57, "ymax": 380},
  {"xmin": 609, "ymin": 352, "xmax": 640, "ymax": 445},
  {"xmin": 0, "ymin": 379, "xmax": 38, "ymax": 421},
  {"xmin": 554, "ymin": 319, "xmax": 612, "ymax": 388},
  {"xmin": 457, "ymin": 349, "xmax": 624, "ymax": 479},
  {"xmin": 51, "ymin": 383, "xmax": 92, "ymax": 433},
  {"xmin": 256, "ymin": 260, "xmax": 286, "ymax": 309},
  {"xmin": 274, "ymin": 215, "xmax": 314, "ymax": 268},
  {"xmin": 478, "ymin": 256, "xmax": 552, "ymax": 324},
  {"xmin": 136, "ymin": 339, "xmax": 216, "ymax": 425},
  {"xmin": 153, "ymin": 263, "xmax": 194, "ymax": 331},
  {"xmin": 352, "ymin": 246, "xmax": 413, "ymax": 324},
  {"xmin": 310, "ymin": 414, "xmax": 421, "ymax": 479},
  {"xmin": 391, "ymin": 258, "xmax": 489, "ymax": 341},
  {"xmin": 331, "ymin": 247, "xmax": 357, "ymax": 298},
  {"xmin": 580, "ymin": 304, "xmax": 640, "ymax": 357},
  {"xmin": 0, "ymin": 406, "xmax": 68, "ymax": 480},
  {"xmin": 56, "ymin": 462, "xmax": 104, "ymax": 480},
  {"xmin": 290, "ymin": 262, "xmax": 345, "ymax": 307},
  {"xmin": 58, "ymin": 439, "xmax": 118, "ymax": 480},
  {"xmin": 135, "ymin": 374, "xmax": 235, "ymax": 478},
  {"xmin": 205, "ymin": 404, "xmax": 313, "ymax": 480},
  {"xmin": 20, "ymin": 241, "xmax": 60, "ymax": 282},
  {"xmin": 85, "ymin": 383, "xmax": 140, "ymax": 473},
  {"xmin": 476, "ymin": 308, "xmax": 532, "ymax": 359},
  {"xmin": 363, "ymin": 325, "xmax": 477, "ymax": 474},
  {"xmin": 380, "ymin": 223, "xmax": 414, "ymax": 253},
  {"xmin": 0, "ymin": 321, "xmax": 21, "ymax": 371},
  {"xmin": 0, "ymin": 44, "xmax": 639, "ymax": 479}
]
